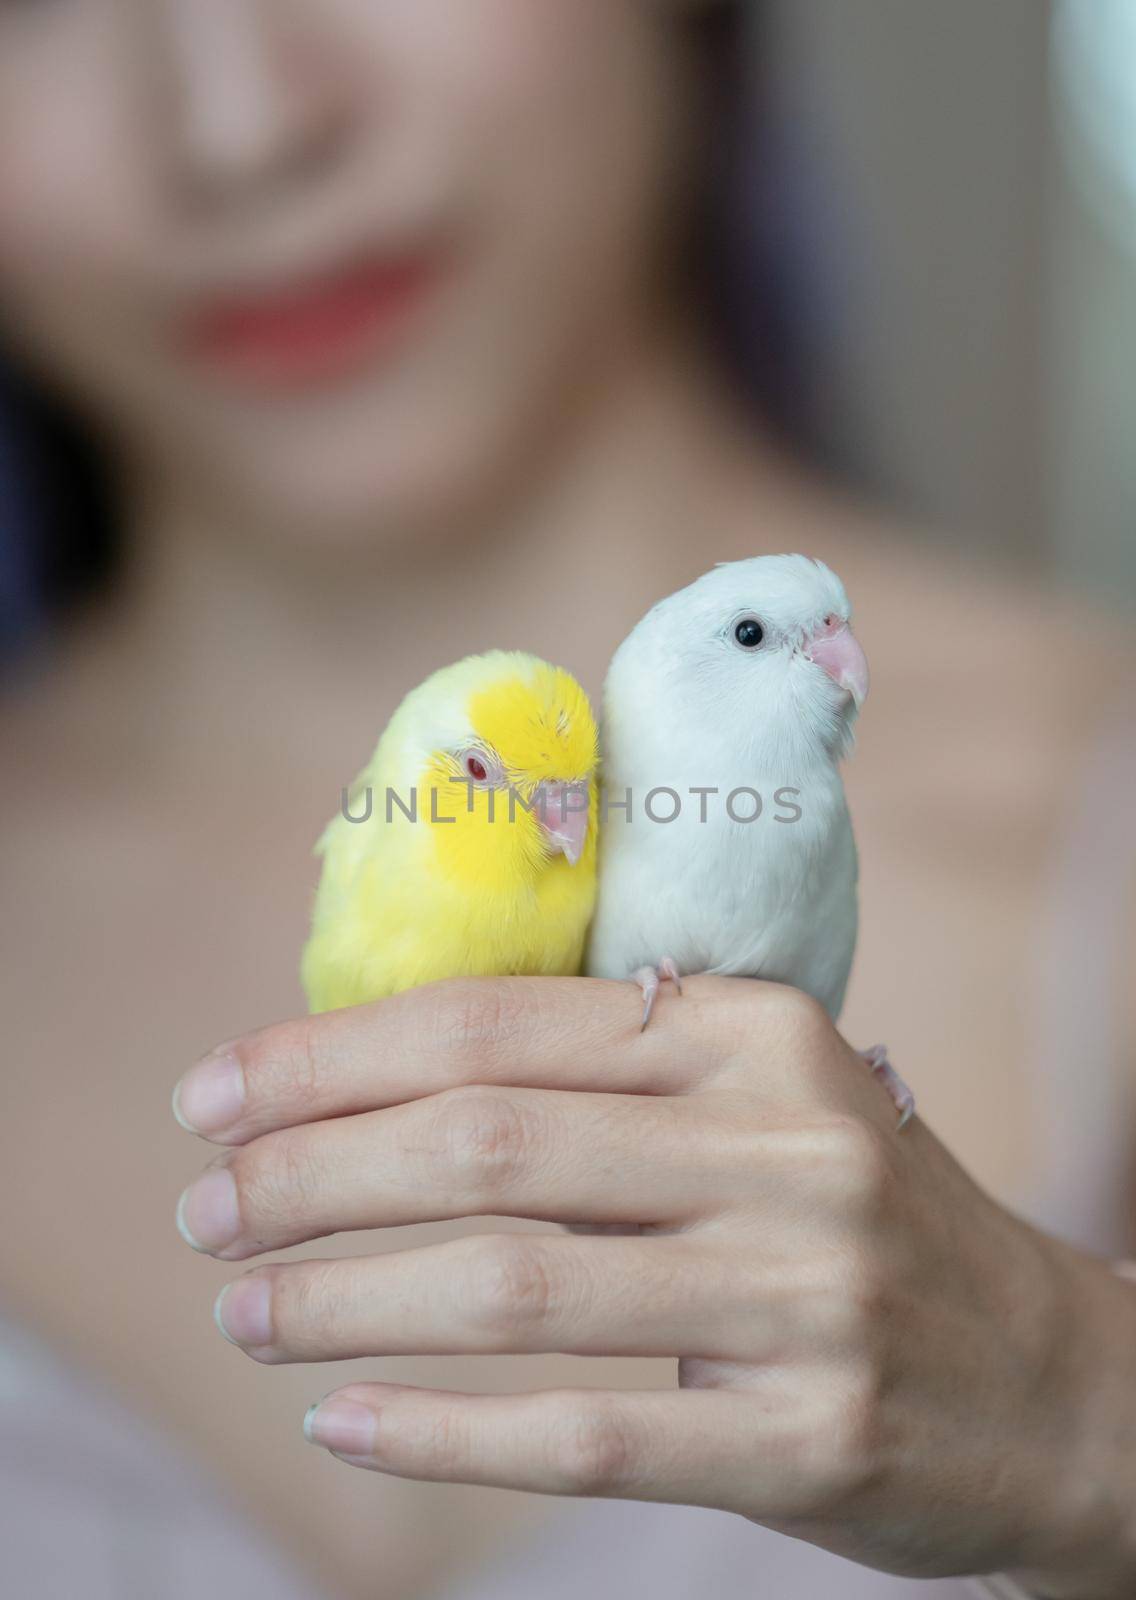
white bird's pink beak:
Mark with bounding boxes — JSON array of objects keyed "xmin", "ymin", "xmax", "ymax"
[
  {"xmin": 803, "ymin": 617, "xmax": 870, "ymax": 707},
  {"xmin": 537, "ymin": 781, "xmax": 590, "ymax": 866}
]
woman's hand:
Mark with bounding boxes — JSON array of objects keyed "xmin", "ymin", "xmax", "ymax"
[{"xmin": 172, "ymin": 977, "xmax": 1136, "ymax": 1595}]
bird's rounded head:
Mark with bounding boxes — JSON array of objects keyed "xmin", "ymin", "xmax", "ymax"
[
  {"xmin": 606, "ymin": 554, "xmax": 868, "ymax": 769},
  {"xmin": 391, "ymin": 651, "xmax": 598, "ymax": 890}
]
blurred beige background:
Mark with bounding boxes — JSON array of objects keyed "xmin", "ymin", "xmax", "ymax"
[{"xmin": 762, "ymin": 0, "xmax": 1135, "ymax": 599}]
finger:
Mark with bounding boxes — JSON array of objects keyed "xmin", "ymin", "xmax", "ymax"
[
  {"xmin": 172, "ymin": 974, "xmax": 759, "ymax": 1147},
  {"xmin": 301, "ymin": 1381, "xmax": 815, "ymax": 1516},
  {"xmin": 176, "ymin": 1085, "xmax": 740, "ymax": 1259},
  {"xmin": 212, "ymin": 1232, "xmax": 799, "ymax": 1363}
]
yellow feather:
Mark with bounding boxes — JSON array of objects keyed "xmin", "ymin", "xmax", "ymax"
[{"xmin": 301, "ymin": 652, "xmax": 599, "ymax": 1013}]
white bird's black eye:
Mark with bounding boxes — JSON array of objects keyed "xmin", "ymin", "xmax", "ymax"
[{"xmin": 733, "ymin": 618, "xmax": 765, "ymax": 650}]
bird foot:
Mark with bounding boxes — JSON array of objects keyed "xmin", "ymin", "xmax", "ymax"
[
  {"xmin": 633, "ymin": 959, "xmax": 683, "ymax": 1030},
  {"xmin": 860, "ymin": 1044, "xmax": 915, "ymax": 1130}
]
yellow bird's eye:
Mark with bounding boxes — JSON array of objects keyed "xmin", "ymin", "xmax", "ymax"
[{"xmin": 458, "ymin": 748, "xmax": 503, "ymax": 786}]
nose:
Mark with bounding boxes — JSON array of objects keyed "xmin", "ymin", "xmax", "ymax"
[{"xmin": 156, "ymin": 0, "xmax": 358, "ymax": 202}]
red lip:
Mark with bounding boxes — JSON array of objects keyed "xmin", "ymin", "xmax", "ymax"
[{"xmin": 185, "ymin": 252, "xmax": 441, "ymax": 390}]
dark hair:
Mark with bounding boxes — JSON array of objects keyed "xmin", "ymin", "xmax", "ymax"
[
  {"xmin": 689, "ymin": 0, "xmax": 817, "ymax": 442},
  {"xmin": 0, "ymin": 362, "xmax": 117, "ymax": 659},
  {"xmin": 0, "ymin": 0, "xmax": 818, "ymax": 661}
]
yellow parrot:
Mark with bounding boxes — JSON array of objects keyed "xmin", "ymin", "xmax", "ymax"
[{"xmin": 301, "ymin": 651, "xmax": 599, "ymax": 1012}]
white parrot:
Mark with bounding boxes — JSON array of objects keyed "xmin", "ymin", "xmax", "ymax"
[{"xmin": 586, "ymin": 553, "xmax": 913, "ymax": 1126}]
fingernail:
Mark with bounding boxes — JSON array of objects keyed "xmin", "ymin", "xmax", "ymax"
[
  {"xmin": 304, "ymin": 1399, "xmax": 376, "ymax": 1458},
  {"xmin": 214, "ymin": 1277, "xmax": 272, "ymax": 1348},
  {"xmin": 173, "ymin": 1051, "xmax": 245, "ymax": 1137},
  {"xmin": 177, "ymin": 1166, "xmax": 240, "ymax": 1254}
]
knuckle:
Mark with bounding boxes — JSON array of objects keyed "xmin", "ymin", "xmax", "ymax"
[
  {"xmin": 238, "ymin": 1020, "xmax": 326, "ymax": 1113},
  {"xmin": 427, "ymin": 1084, "xmax": 533, "ymax": 1196},
  {"xmin": 773, "ymin": 985, "xmax": 831, "ymax": 1043},
  {"xmin": 458, "ymin": 1234, "xmax": 557, "ymax": 1341},
  {"xmin": 368, "ymin": 1399, "xmax": 468, "ymax": 1477},
  {"xmin": 429, "ymin": 978, "xmax": 530, "ymax": 1073},
  {"xmin": 235, "ymin": 1126, "xmax": 323, "ymax": 1229},
  {"xmin": 271, "ymin": 1261, "xmax": 350, "ymax": 1349},
  {"xmin": 715, "ymin": 985, "xmax": 833, "ymax": 1082},
  {"xmin": 782, "ymin": 1361, "xmax": 888, "ymax": 1512},
  {"xmin": 816, "ymin": 1114, "xmax": 894, "ymax": 1216},
  {"xmin": 412, "ymin": 1404, "xmax": 465, "ymax": 1474},
  {"xmin": 808, "ymin": 1364, "xmax": 887, "ymax": 1503},
  {"xmin": 550, "ymin": 1399, "xmax": 633, "ymax": 1496},
  {"xmin": 813, "ymin": 1251, "xmax": 892, "ymax": 1350}
]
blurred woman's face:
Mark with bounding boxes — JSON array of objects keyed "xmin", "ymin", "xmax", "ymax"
[{"xmin": 0, "ymin": 0, "xmax": 689, "ymax": 547}]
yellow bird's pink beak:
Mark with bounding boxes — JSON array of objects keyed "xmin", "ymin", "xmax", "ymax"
[
  {"xmin": 803, "ymin": 616, "xmax": 869, "ymax": 707},
  {"xmin": 538, "ymin": 781, "xmax": 590, "ymax": 866}
]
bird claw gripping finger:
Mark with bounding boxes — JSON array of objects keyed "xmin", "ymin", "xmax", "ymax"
[
  {"xmin": 633, "ymin": 959, "xmax": 683, "ymax": 1030},
  {"xmin": 860, "ymin": 1044, "xmax": 915, "ymax": 1131}
]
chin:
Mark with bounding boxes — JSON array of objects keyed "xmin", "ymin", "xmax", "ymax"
[
  {"xmin": 176, "ymin": 385, "xmax": 526, "ymax": 558},
  {"xmin": 232, "ymin": 468, "xmax": 475, "ymax": 561}
]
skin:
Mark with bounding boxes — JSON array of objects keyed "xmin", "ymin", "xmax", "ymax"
[
  {"xmin": 1, "ymin": 1, "xmax": 1135, "ymax": 1597},
  {"xmin": 173, "ymin": 976, "xmax": 1136, "ymax": 1593}
]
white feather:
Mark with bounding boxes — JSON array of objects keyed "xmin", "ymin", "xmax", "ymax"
[{"xmin": 586, "ymin": 555, "xmax": 862, "ymax": 1019}]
